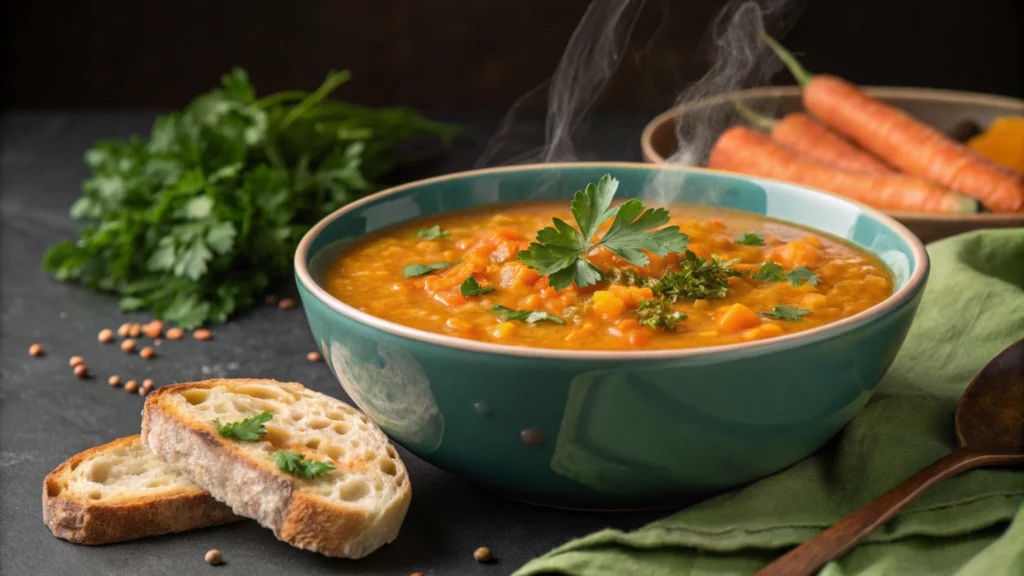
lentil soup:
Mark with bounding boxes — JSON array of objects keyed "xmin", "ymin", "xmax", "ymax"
[{"xmin": 323, "ymin": 202, "xmax": 893, "ymax": 351}]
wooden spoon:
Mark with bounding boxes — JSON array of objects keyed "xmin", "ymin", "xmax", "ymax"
[{"xmin": 757, "ymin": 338, "xmax": 1024, "ymax": 576}]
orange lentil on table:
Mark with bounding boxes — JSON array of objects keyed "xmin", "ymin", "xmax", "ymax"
[
  {"xmin": 108, "ymin": 376, "xmax": 121, "ymax": 387},
  {"xmin": 125, "ymin": 380, "xmax": 138, "ymax": 393},
  {"xmin": 128, "ymin": 324, "xmax": 142, "ymax": 338},
  {"xmin": 29, "ymin": 344, "xmax": 43, "ymax": 357},
  {"xmin": 69, "ymin": 356, "xmax": 84, "ymax": 368},
  {"xmin": 306, "ymin": 351, "xmax": 322, "ymax": 362},
  {"xmin": 97, "ymin": 329, "xmax": 115, "ymax": 343},
  {"xmin": 204, "ymin": 549, "xmax": 223, "ymax": 566},
  {"xmin": 121, "ymin": 339, "xmax": 137, "ymax": 353},
  {"xmin": 139, "ymin": 347, "xmax": 156, "ymax": 359},
  {"xmin": 143, "ymin": 321, "xmax": 163, "ymax": 339},
  {"xmin": 165, "ymin": 327, "xmax": 184, "ymax": 340},
  {"xmin": 73, "ymin": 365, "xmax": 88, "ymax": 379},
  {"xmin": 117, "ymin": 323, "xmax": 131, "ymax": 338},
  {"xmin": 193, "ymin": 329, "xmax": 212, "ymax": 341},
  {"xmin": 142, "ymin": 379, "xmax": 154, "ymax": 389},
  {"xmin": 278, "ymin": 298, "xmax": 296, "ymax": 310},
  {"xmin": 323, "ymin": 203, "xmax": 894, "ymax": 351}
]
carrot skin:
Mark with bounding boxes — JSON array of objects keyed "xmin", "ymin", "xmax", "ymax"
[
  {"xmin": 804, "ymin": 75, "xmax": 1024, "ymax": 212},
  {"xmin": 708, "ymin": 126, "xmax": 978, "ymax": 214},
  {"xmin": 772, "ymin": 113, "xmax": 895, "ymax": 175}
]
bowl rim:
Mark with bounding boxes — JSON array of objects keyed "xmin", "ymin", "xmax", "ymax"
[
  {"xmin": 294, "ymin": 162, "xmax": 929, "ymax": 361},
  {"xmin": 640, "ymin": 85, "xmax": 1024, "ymax": 223}
]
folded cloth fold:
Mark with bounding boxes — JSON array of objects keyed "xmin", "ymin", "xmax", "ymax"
[{"xmin": 515, "ymin": 229, "xmax": 1024, "ymax": 576}]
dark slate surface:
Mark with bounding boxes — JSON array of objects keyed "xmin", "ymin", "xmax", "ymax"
[{"xmin": 0, "ymin": 112, "xmax": 670, "ymax": 575}]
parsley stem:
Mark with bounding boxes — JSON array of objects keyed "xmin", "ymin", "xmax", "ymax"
[
  {"xmin": 250, "ymin": 90, "xmax": 309, "ymax": 111},
  {"xmin": 278, "ymin": 71, "xmax": 352, "ymax": 133}
]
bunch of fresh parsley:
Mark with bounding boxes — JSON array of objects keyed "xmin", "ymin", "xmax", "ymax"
[{"xmin": 43, "ymin": 68, "xmax": 457, "ymax": 328}]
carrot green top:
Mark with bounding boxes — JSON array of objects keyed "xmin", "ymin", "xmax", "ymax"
[{"xmin": 762, "ymin": 32, "xmax": 814, "ymax": 87}]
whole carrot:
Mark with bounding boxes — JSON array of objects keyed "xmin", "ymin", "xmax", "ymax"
[
  {"xmin": 708, "ymin": 126, "xmax": 978, "ymax": 213},
  {"xmin": 764, "ymin": 34, "xmax": 1024, "ymax": 212},
  {"xmin": 735, "ymin": 102, "xmax": 894, "ymax": 175}
]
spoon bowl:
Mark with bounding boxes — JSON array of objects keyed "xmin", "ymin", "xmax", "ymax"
[
  {"xmin": 956, "ymin": 339, "xmax": 1024, "ymax": 455},
  {"xmin": 759, "ymin": 338, "xmax": 1024, "ymax": 576}
]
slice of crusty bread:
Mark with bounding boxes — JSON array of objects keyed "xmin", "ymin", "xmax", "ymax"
[
  {"xmin": 141, "ymin": 378, "xmax": 411, "ymax": 559},
  {"xmin": 43, "ymin": 435, "xmax": 240, "ymax": 545}
]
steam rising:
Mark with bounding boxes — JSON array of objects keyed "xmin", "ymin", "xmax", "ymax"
[
  {"xmin": 669, "ymin": 0, "xmax": 795, "ymax": 166},
  {"xmin": 478, "ymin": 0, "xmax": 799, "ymax": 175},
  {"xmin": 476, "ymin": 0, "xmax": 647, "ymax": 167}
]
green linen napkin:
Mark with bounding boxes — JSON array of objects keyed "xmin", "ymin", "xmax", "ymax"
[{"xmin": 516, "ymin": 228, "xmax": 1024, "ymax": 576}]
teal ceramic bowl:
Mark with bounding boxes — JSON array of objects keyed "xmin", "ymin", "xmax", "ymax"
[{"xmin": 294, "ymin": 163, "xmax": 928, "ymax": 510}]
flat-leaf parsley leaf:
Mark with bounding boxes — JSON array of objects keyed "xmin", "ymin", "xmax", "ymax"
[
  {"xmin": 213, "ymin": 412, "xmax": 273, "ymax": 442},
  {"xmin": 273, "ymin": 451, "xmax": 337, "ymax": 479},
  {"xmin": 460, "ymin": 276, "xmax": 494, "ymax": 297},
  {"xmin": 783, "ymin": 267, "xmax": 820, "ymax": 286},
  {"xmin": 403, "ymin": 261, "xmax": 460, "ymax": 277},
  {"xmin": 736, "ymin": 232, "xmax": 765, "ymax": 246},
  {"xmin": 753, "ymin": 261, "xmax": 784, "ymax": 282},
  {"xmin": 415, "ymin": 225, "xmax": 450, "ymax": 240},
  {"xmin": 488, "ymin": 305, "xmax": 565, "ymax": 325},
  {"xmin": 760, "ymin": 306, "xmax": 811, "ymax": 321},
  {"xmin": 517, "ymin": 175, "xmax": 689, "ymax": 290},
  {"xmin": 752, "ymin": 262, "xmax": 820, "ymax": 286}
]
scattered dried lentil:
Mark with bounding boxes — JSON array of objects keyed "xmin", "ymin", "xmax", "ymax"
[
  {"xmin": 193, "ymin": 329, "xmax": 212, "ymax": 341},
  {"xmin": 205, "ymin": 549, "xmax": 223, "ymax": 566},
  {"xmin": 473, "ymin": 547, "xmax": 493, "ymax": 563},
  {"xmin": 121, "ymin": 339, "xmax": 137, "ymax": 353},
  {"xmin": 73, "ymin": 365, "xmax": 88, "ymax": 379},
  {"xmin": 165, "ymin": 327, "xmax": 184, "ymax": 340},
  {"xmin": 124, "ymin": 380, "xmax": 138, "ymax": 393},
  {"xmin": 143, "ymin": 320, "xmax": 163, "ymax": 339},
  {"xmin": 98, "ymin": 329, "xmax": 115, "ymax": 343},
  {"xmin": 69, "ymin": 356, "xmax": 84, "ymax": 368},
  {"xmin": 108, "ymin": 375, "xmax": 121, "ymax": 387},
  {"xmin": 128, "ymin": 324, "xmax": 142, "ymax": 338},
  {"xmin": 306, "ymin": 351, "xmax": 322, "ymax": 362},
  {"xmin": 140, "ymin": 347, "xmax": 156, "ymax": 359},
  {"xmin": 29, "ymin": 344, "xmax": 43, "ymax": 357},
  {"xmin": 278, "ymin": 298, "xmax": 296, "ymax": 310}
]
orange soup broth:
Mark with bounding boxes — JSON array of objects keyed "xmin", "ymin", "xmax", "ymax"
[{"xmin": 323, "ymin": 203, "xmax": 894, "ymax": 351}]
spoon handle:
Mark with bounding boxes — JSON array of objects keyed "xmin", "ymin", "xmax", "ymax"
[{"xmin": 755, "ymin": 448, "xmax": 1003, "ymax": 576}]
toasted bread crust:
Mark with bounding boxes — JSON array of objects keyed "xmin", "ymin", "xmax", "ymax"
[
  {"xmin": 142, "ymin": 379, "xmax": 411, "ymax": 558},
  {"xmin": 42, "ymin": 436, "xmax": 240, "ymax": 545}
]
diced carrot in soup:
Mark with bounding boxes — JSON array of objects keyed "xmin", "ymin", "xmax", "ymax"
[
  {"xmin": 424, "ymin": 261, "xmax": 476, "ymax": 292},
  {"xmin": 498, "ymin": 262, "xmax": 540, "ymax": 288},
  {"xmin": 770, "ymin": 240, "xmax": 823, "ymax": 269},
  {"xmin": 591, "ymin": 291, "xmax": 624, "ymax": 319},
  {"xmin": 717, "ymin": 303, "xmax": 762, "ymax": 333}
]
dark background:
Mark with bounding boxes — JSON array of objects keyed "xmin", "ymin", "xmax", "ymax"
[{"xmin": 4, "ymin": 0, "xmax": 1022, "ymax": 113}]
